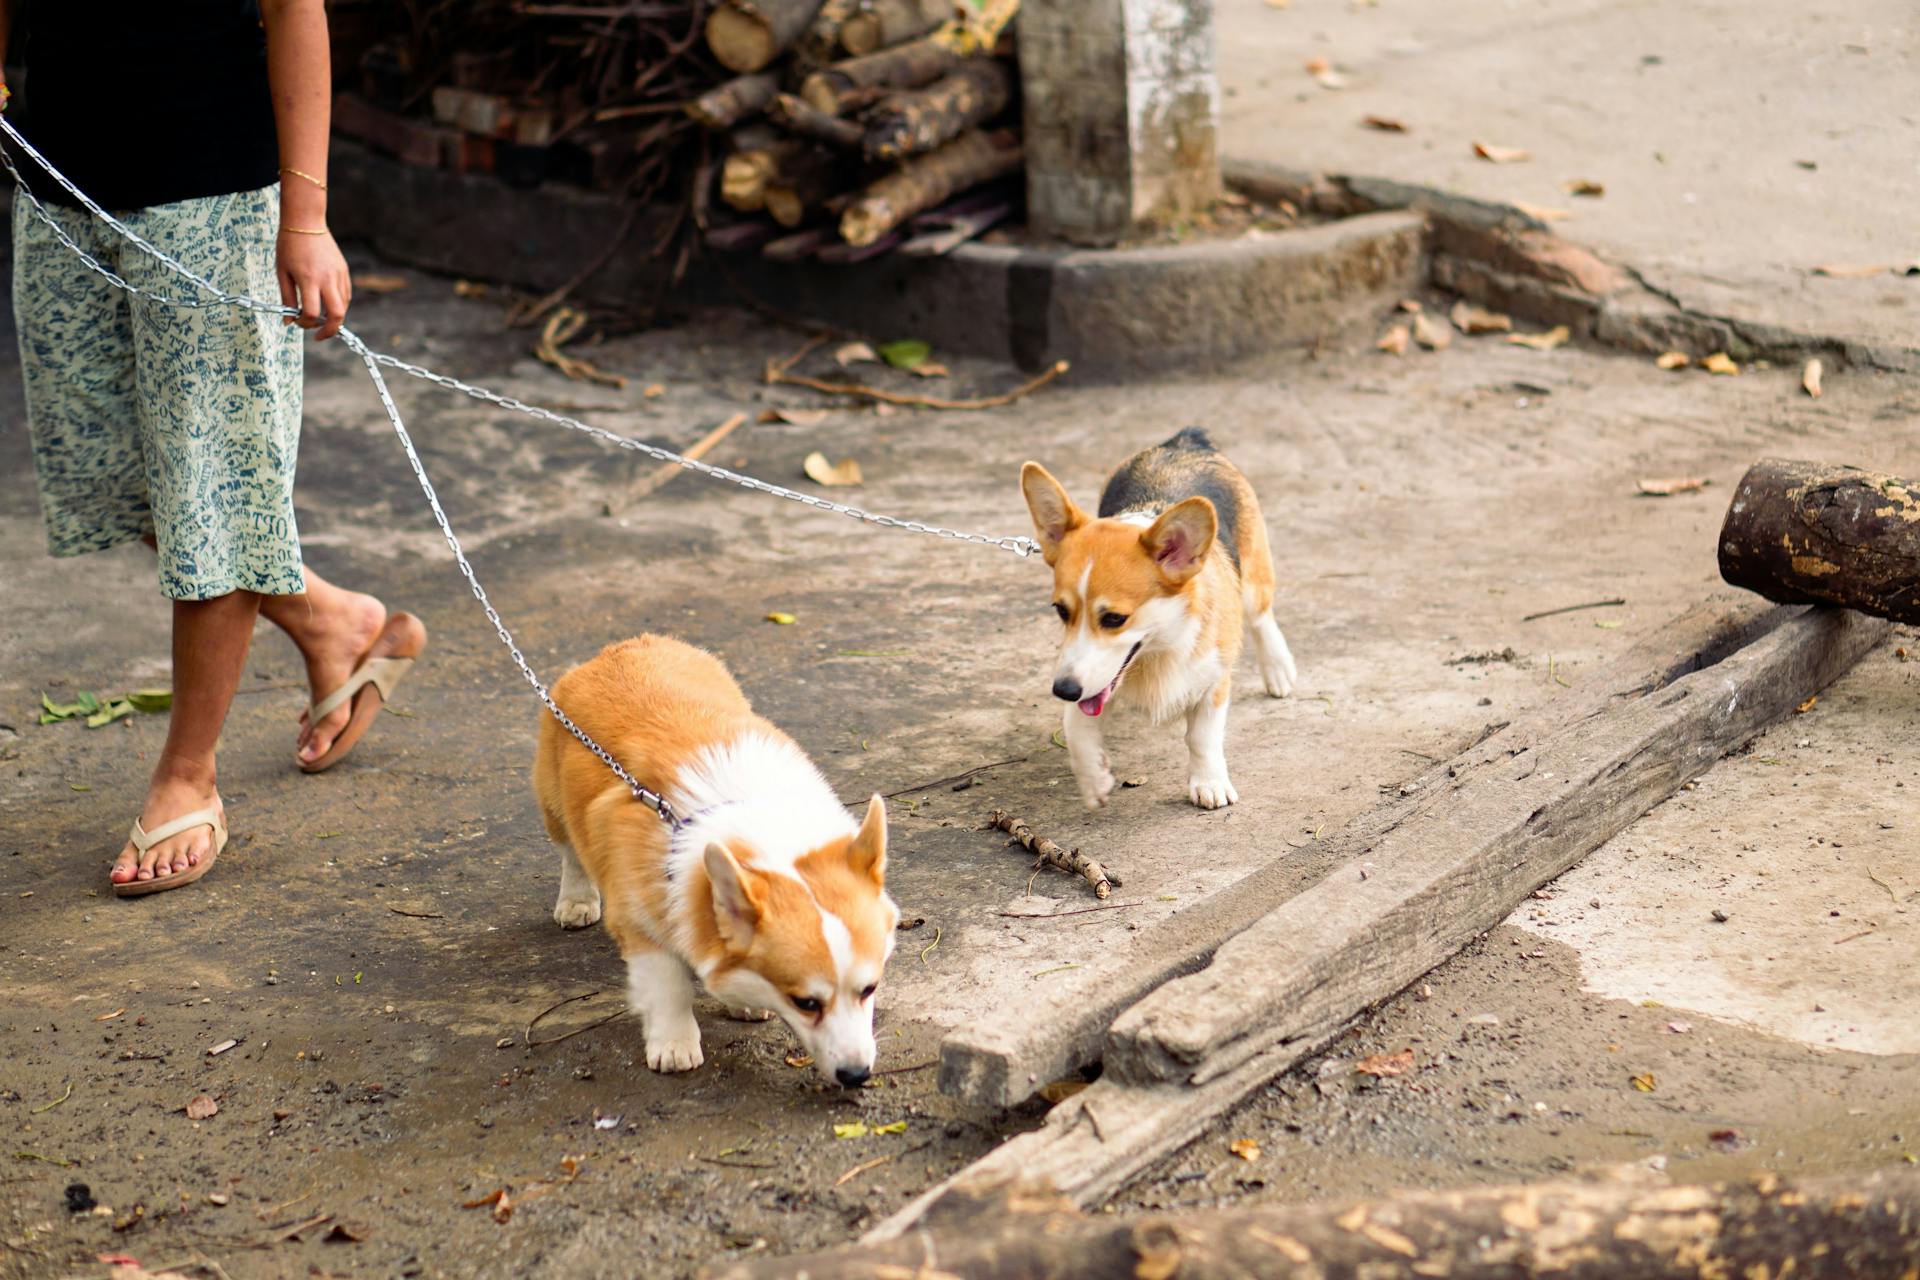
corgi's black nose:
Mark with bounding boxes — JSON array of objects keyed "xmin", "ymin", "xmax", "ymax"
[
  {"xmin": 1052, "ymin": 676, "xmax": 1083, "ymax": 702},
  {"xmin": 835, "ymin": 1065, "xmax": 871, "ymax": 1089}
]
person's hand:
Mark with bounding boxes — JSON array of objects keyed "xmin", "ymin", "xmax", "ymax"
[{"xmin": 276, "ymin": 227, "xmax": 351, "ymax": 340}]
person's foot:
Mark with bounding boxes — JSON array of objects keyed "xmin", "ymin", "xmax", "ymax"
[
  {"xmin": 284, "ymin": 591, "xmax": 387, "ymax": 766},
  {"xmin": 112, "ymin": 766, "xmax": 223, "ymax": 886}
]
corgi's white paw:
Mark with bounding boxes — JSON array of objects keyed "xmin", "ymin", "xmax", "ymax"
[
  {"xmin": 1079, "ymin": 772, "xmax": 1116, "ymax": 810},
  {"xmin": 552, "ymin": 893, "xmax": 602, "ymax": 930},
  {"xmin": 645, "ymin": 1023, "xmax": 704, "ymax": 1073},
  {"xmin": 1188, "ymin": 773, "xmax": 1238, "ymax": 809},
  {"xmin": 1261, "ymin": 654, "xmax": 1298, "ymax": 699},
  {"xmin": 725, "ymin": 1006, "xmax": 776, "ymax": 1022}
]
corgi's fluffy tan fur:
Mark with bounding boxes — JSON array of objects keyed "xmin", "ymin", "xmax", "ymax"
[
  {"xmin": 1021, "ymin": 428, "xmax": 1297, "ymax": 810},
  {"xmin": 533, "ymin": 635, "xmax": 898, "ymax": 1085}
]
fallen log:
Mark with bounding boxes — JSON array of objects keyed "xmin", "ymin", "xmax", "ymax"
[
  {"xmin": 884, "ymin": 602, "xmax": 1884, "ymax": 1232},
  {"xmin": 1718, "ymin": 457, "xmax": 1920, "ymax": 624},
  {"xmin": 710, "ymin": 1168, "xmax": 1920, "ymax": 1280},
  {"xmin": 793, "ymin": 0, "xmax": 859, "ymax": 69},
  {"xmin": 798, "ymin": 35, "xmax": 960, "ymax": 114},
  {"xmin": 838, "ymin": 0, "xmax": 950, "ymax": 56},
  {"xmin": 766, "ymin": 92, "xmax": 865, "ymax": 149},
  {"xmin": 937, "ymin": 597, "xmax": 1799, "ymax": 1110},
  {"xmin": 719, "ymin": 137, "xmax": 809, "ymax": 211},
  {"xmin": 686, "ymin": 73, "xmax": 780, "ymax": 130},
  {"xmin": 840, "ymin": 128, "xmax": 1021, "ymax": 246},
  {"xmin": 762, "ymin": 146, "xmax": 848, "ymax": 228},
  {"xmin": 862, "ymin": 59, "xmax": 1014, "ymax": 160},
  {"xmin": 706, "ymin": 0, "xmax": 826, "ymax": 73}
]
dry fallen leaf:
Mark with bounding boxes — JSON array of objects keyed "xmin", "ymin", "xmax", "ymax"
[
  {"xmin": 1229, "ymin": 1138, "xmax": 1262, "ymax": 1162},
  {"xmin": 1701, "ymin": 351, "xmax": 1739, "ymax": 375},
  {"xmin": 643, "ymin": 383, "xmax": 665, "ymax": 398},
  {"xmin": 1796, "ymin": 694, "xmax": 1818, "ymax": 714},
  {"xmin": 1412, "ymin": 312, "xmax": 1451, "ymax": 350},
  {"xmin": 785, "ymin": 1053, "xmax": 813, "ymax": 1068},
  {"xmin": 1449, "ymin": 300, "xmax": 1513, "ymax": 334},
  {"xmin": 1630, "ymin": 1072, "xmax": 1657, "ymax": 1093},
  {"xmin": 1038, "ymin": 1079, "xmax": 1089, "ymax": 1104},
  {"xmin": 1362, "ymin": 115, "xmax": 1408, "ymax": 132},
  {"xmin": 1512, "ymin": 201, "xmax": 1573, "ymax": 223},
  {"xmin": 184, "ymin": 1094, "xmax": 219, "ymax": 1120},
  {"xmin": 463, "ymin": 1188, "xmax": 514, "ymax": 1223},
  {"xmin": 758, "ymin": 407, "xmax": 829, "ymax": 426},
  {"xmin": 1636, "ymin": 476, "xmax": 1710, "ymax": 496},
  {"xmin": 764, "ymin": 612, "xmax": 798, "ymax": 625},
  {"xmin": 1355, "ymin": 1048, "xmax": 1416, "ymax": 1078},
  {"xmin": 802, "ymin": 451, "xmax": 864, "ymax": 486},
  {"xmin": 833, "ymin": 1121, "xmax": 870, "ymax": 1139},
  {"xmin": 1304, "ymin": 57, "xmax": 1347, "ymax": 89},
  {"xmin": 1812, "ymin": 262, "xmax": 1888, "ymax": 279},
  {"xmin": 1666, "ymin": 1020, "xmax": 1692, "ymax": 1034},
  {"xmin": 1560, "ymin": 178, "xmax": 1605, "ymax": 197},
  {"xmin": 1472, "ymin": 140, "xmax": 1530, "ymax": 164},
  {"xmin": 1507, "ymin": 325, "xmax": 1571, "ymax": 350},
  {"xmin": 1802, "ymin": 358, "xmax": 1823, "ymax": 398},
  {"xmin": 355, "ymin": 273, "xmax": 410, "ymax": 295},
  {"xmin": 1655, "ymin": 351, "xmax": 1690, "ymax": 370},
  {"xmin": 834, "ymin": 341, "xmax": 880, "ymax": 367},
  {"xmin": 1376, "ymin": 323, "xmax": 1411, "ymax": 355},
  {"xmin": 910, "ymin": 361, "xmax": 951, "ymax": 379}
]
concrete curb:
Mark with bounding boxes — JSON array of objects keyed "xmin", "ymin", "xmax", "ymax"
[{"xmin": 317, "ymin": 140, "xmax": 1920, "ymax": 378}]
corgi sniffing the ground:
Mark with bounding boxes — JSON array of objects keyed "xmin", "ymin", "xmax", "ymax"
[
  {"xmin": 533, "ymin": 635, "xmax": 898, "ymax": 1086},
  {"xmin": 1020, "ymin": 428, "xmax": 1297, "ymax": 811}
]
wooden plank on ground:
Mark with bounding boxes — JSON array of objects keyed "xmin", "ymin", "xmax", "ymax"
[
  {"xmin": 936, "ymin": 597, "xmax": 1796, "ymax": 1109},
  {"xmin": 878, "ymin": 604, "xmax": 1885, "ymax": 1236}
]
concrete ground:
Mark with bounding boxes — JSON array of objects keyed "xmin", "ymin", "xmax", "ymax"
[
  {"xmin": 3, "ymin": 266, "xmax": 1918, "ymax": 1278},
  {"xmin": 1216, "ymin": 0, "xmax": 1920, "ymax": 363}
]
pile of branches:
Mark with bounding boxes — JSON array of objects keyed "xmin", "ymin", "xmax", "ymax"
[{"xmin": 689, "ymin": 0, "xmax": 1022, "ymax": 259}]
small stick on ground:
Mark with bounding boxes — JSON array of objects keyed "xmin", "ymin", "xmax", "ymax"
[
  {"xmin": 988, "ymin": 810, "xmax": 1121, "ymax": 900},
  {"xmin": 525, "ymin": 990, "xmax": 628, "ymax": 1047},
  {"xmin": 1523, "ymin": 597, "xmax": 1627, "ymax": 622},
  {"xmin": 769, "ymin": 358, "xmax": 1069, "ymax": 411},
  {"xmin": 628, "ymin": 412, "xmax": 749, "ymax": 502},
  {"xmin": 386, "ymin": 905, "xmax": 445, "ymax": 919}
]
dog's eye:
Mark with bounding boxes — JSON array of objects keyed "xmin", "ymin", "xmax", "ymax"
[
  {"xmin": 1052, "ymin": 602, "xmax": 1069, "ymax": 622},
  {"xmin": 791, "ymin": 995, "xmax": 823, "ymax": 1015},
  {"xmin": 860, "ymin": 984, "xmax": 878, "ymax": 1001},
  {"xmin": 1099, "ymin": 612, "xmax": 1129, "ymax": 630}
]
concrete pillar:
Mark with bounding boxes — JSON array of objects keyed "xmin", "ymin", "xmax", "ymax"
[{"xmin": 1019, "ymin": 0, "xmax": 1221, "ymax": 245}]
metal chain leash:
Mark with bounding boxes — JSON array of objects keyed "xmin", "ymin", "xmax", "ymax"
[{"xmin": 0, "ymin": 115, "xmax": 1039, "ymax": 825}]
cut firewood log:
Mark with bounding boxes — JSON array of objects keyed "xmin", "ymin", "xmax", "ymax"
[
  {"xmin": 840, "ymin": 128, "xmax": 1020, "ymax": 246},
  {"xmin": 686, "ymin": 73, "xmax": 780, "ymax": 130},
  {"xmin": 762, "ymin": 146, "xmax": 849, "ymax": 228},
  {"xmin": 839, "ymin": 0, "xmax": 951, "ymax": 56},
  {"xmin": 711, "ymin": 1168, "xmax": 1920, "ymax": 1280},
  {"xmin": 706, "ymin": 0, "xmax": 827, "ymax": 73},
  {"xmin": 794, "ymin": 0, "xmax": 859, "ymax": 68},
  {"xmin": 720, "ymin": 137, "xmax": 809, "ymax": 211},
  {"xmin": 767, "ymin": 93, "xmax": 865, "ymax": 149},
  {"xmin": 1719, "ymin": 457, "xmax": 1920, "ymax": 624},
  {"xmin": 798, "ymin": 34, "xmax": 960, "ymax": 114},
  {"xmin": 862, "ymin": 58, "xmax": 1013, "ymax": 160}
]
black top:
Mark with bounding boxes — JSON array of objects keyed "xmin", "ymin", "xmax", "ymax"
[{"xmin": 14, "ymin": 1, "xmax": 281, "ymax": 211}]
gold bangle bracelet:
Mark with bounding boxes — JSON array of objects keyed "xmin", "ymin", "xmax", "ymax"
[
  {"xmin": 279, "ymin": 225, "xmax": 329, "ymax": 236},
  {"xmin": 279, "ymin": 166, "xmax": 328, "ymax": 192}
]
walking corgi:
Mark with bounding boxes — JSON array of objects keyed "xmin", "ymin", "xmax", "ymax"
[
  {"xmin": 533, "ymin": 635, "xmax": 897, "ymax": 1086},
  {"xmin": 1019, "ymin": 428, "xmax": 1297, "ymax": 810}
]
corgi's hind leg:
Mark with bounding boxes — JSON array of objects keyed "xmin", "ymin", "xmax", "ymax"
[
  {"xmin": 552, "ymin": 841, "xmax": 603, "ymax": 930},
  {"xmin": 625, "ymin": 944, "xmax": 704, "ymax": 1073},
  {"xmin": 1250, "ymin": 608, "xmax": 1298, "ymax": 698}
]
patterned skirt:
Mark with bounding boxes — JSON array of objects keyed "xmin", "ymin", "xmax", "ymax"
[{"xmin": 12, "ymin": 185, "xmax": 305, "ymax": 601}]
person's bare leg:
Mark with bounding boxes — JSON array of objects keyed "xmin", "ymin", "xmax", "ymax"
[
  {"xmin": 256, "ymin": 565, "xmax": 385, "ymax": 765},
  {"xmin": 112, "ymin": 590, "xmax": 260, "ymax": 885}
]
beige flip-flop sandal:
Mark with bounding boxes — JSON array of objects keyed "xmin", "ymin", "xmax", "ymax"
[
  {"xmin": 299, "ymin": 612, "xmax": 428, "ymax": 774},
  {"xmin": 113, "ymin": 808, "xmax": 228, "ymax": 898}
]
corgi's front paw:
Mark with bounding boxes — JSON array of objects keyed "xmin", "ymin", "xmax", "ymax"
[
  {"xmin": 1078, "ymin": 770, "xmax": 1116, "ymax": 810},
  {"xmin": 725, "ymin": 1006, "xmax": 776, "ymax": 1022},
  {"xmin": 552, "ymin": 892, "xmax": 602, "ymax": 930},
  {"xmin": 645, "ymin": 1022, "xmax": 704, "ymax": 1073},
  {"xmin": 1188, "ymin": 772, "xmax": 1238, "ymax": 810}
]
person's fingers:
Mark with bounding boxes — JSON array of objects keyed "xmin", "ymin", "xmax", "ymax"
[
  {"xmin": 278, "ymin": 265, "xmax": 297, "ymax": 326},
  {"xmin": 317, "ymin": 276, "xmax": 348, "ymax": 340},
  {"xmin": 296, "ymin": 272, "xmax": 323, "ymax": 329}
]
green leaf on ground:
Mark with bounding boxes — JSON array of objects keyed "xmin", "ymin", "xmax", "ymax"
[
  {"xmin": 877, "ymin": 339, "xmax": 931, "ymax": 370},
  {"xmin": 125, "ymin": 689, "xmax": 173, "ymax": 713},
  {"xmin": 85, "ymin": 699, "xmax": 136, "ymax": 729}
]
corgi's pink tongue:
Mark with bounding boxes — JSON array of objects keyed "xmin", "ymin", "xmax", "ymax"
[{"xmin": 1078, "ymin": 685, "xmax": 1114, "ymax": 717}]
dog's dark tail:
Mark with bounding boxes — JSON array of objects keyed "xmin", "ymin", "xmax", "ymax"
[{"xmin": 1162, "ymin": 425, "xmax": 1216, "ymax": 452}]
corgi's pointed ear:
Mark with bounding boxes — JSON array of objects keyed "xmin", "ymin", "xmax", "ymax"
[
  {"xmin": 1142, "ymin": 496, "xmax": 1217, "ymax": 584},
  {"xmin": 705, "ymin": 842, "xmax": 764, "ymax": 949},
  {"xmin": 848, "ymin": 794, "xmax": 888, "ymax": 885},
  {"xmin": 1020, "ymin": 462, "xmax": 1084, "ymax": 565}
]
